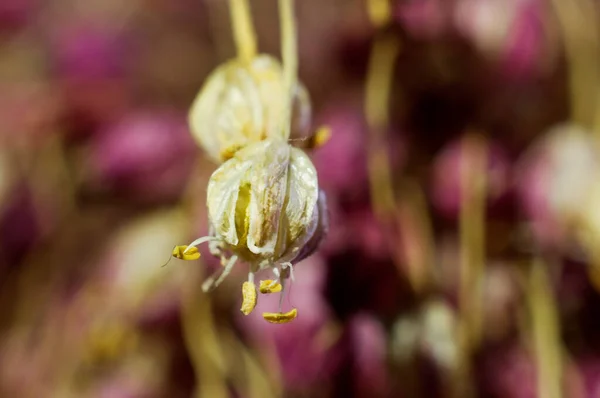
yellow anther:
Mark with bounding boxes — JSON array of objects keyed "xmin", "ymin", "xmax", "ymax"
[
  {"xmin": 240, "ymin": 281, "xmax": 258, "ymax": 315},
  {"xmin": 172, "ymin": 245, "xmax": 201, "ymax": 261},
  {"xmin": 262, "ymin": 308, "xmax": 298, "ymax": 324},
  {"xmin": 312, "ymin": 125, "xmax": 331, "ymax": 149},
  {"xmin": 259, "ymin": 279, "xmax": 283, "ymax": 294}
]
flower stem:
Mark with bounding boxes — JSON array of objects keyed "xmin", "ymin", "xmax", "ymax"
[
  {"xmin": 279, "ymin": 0, "xmax": 298, "ymax": 140},
  {"xmin": 229, "ymin": 0, "xmax": 257, "ymax": 64}
]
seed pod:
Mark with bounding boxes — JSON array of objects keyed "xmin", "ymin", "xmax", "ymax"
[
  {"xmin": 206, "ymin": 139, "xmax": 320, "ymax": 270},
  {"xmin": 188, "ymin": 55, "xmax": 312, "ymax": 163}
]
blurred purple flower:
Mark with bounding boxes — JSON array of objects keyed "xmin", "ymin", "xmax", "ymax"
[
  {"xmin": 430, "ymin": 136, "xmax": 510, "ymax": 219},
  {"xmin": 478, "ymin": 344, "xmax": 537, "ymax": 398},
  {"xmin": 395, "ymin": 0, "xmax": 449, "ymax": 40},
  {"xmin": 48, "ymin": 22, "xmax": 136, "ymax": 135},
  {"xmin": 345, "ymin": 314, "xmax": 390, "ymax": 397},
  {"xmin": 0, "ymin": 0, "xmax": 36, "ymax": 32},
  {"xmin": 515, "ymin": 124, "xmax": 599, "ymax": 251},
  {"xmin": 83, "ymin": 109, "xmax": 197, "ymax": 204},
  {"xmin": 0, "ymin": 184, "xmax": 43, "ymax": 267},
  {"xmin": 577, "ymin": 357, "xmax": 600, "ymax": 397},
  {"xmin": 454, "ymin": 0, "xmax": 555, "ymax": 80},
  {"xmin": 313, "ymin": 103, "xmax": 369, "ymax": 202},
  {"xmin": 50, "ymin": 22, "xmax": 133, "ymax": 80}
]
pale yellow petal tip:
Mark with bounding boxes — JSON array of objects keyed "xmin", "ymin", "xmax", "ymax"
[
  {"xmin": 241, "ymin": 281, "xmax": 258, "ymax": 316},
  {"xmin": 312, "ymin": 126, "xmax": 331, "ymax": 149},
  {"xmin": 262, "ymin": 308, "xmax": 298, "ymax": 324},
  {"xmin": 172, "ymin": 245, "xmax": 201, "ymax": 261},
  {"xmin": 259, "ymin": 279, "xmax": 283, "ymax": 294}
]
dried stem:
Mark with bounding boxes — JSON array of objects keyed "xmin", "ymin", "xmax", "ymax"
[
  {"xmin": 367, "ymin": 0, "xmax": 392, "ymax": 28},
  {"xmin": 365, "ymin": 35, "xmax": 400, "ymax": 219},
  {"xmin": 549, "ymin": 0, "xmax": 600, "ymax": 132},
  {"xmin": 455, "ymin": 133, "xmax": 488, "ymax": 398},
  {"xmin": 528, "ymin": 257, "xmax": 563, "ymax": 398},
  {"xmin": 181, "ymin": 265, "xmax": 229, "ymax": 398},
  {"xmin": 229, "ymin": 0, "xmax": 258, "ymax": 64},
  {"xmin": 278, "ymin": 0, "xmax": 298, "ymax": 140}
]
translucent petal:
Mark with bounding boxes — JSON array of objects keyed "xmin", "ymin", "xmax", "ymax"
[
  {"xmin": 188, "ymin": 55, "xmax": 312, "ymax": 163},
  {"xmin": 246, "ymin": 141, "xmax": 291, "ymax": 254}
]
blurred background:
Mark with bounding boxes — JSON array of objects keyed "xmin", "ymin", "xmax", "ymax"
[{"xmin": 2, "ymin": 0, "xmax": 600, "ymax": 396}]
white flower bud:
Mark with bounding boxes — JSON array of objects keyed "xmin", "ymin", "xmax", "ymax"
[{"xmin": 188, "ymin": 55, "xmax": 312, "ymax": 163}]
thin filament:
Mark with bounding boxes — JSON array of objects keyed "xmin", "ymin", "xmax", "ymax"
[
  {"xmin": 229, "ymin": 0, "xmax": 257, "ymax": 63},
  {"xmin": 183, "ymin": 236, "xmax": 219, "ymax": 254}
]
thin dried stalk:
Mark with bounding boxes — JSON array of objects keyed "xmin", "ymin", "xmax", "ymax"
[
  {"xmin": 549, "ymin": 0, "xmax": 600, "ymax": 132},
  {"xmin": 229, "ymin": 0, "xmax": 258, "ymax": 63},
  {"xmin": 364, "ymin": 35, "xmax": 400, "ymax": 219},
  {"xmin": 455, "ymin": 133, "xmax": 488, "ymax": 398},
  {"xmin": 367, "ymin": 0, "xmax": 392, "ymax": 28},
  {"xmin": 528, "ymin": 257, "xmax": 563, "ymax": 398},
  {"xmin": 181, "ymin": 264, "xmax": 229, "ymax": 398},
  {"xmin": 278, "ymin": 0, "xmax": 298, "ymax": 140}
]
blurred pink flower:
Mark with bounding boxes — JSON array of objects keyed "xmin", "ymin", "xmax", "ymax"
[
  {"xmin": 48, "ymin": 22, "xmax": 136, "ymax": 134},
  {"xmin": 83, "ymin": 109, "xmax": 196, "ymax": 204},
  {"xmin": 313, "ymin": 103, "xmax": 369, "ymax": 201},
  {"xmin": 395, "ymin": 0, "xmax": 449, "ymax": 40},
  {"xmin": 430, "ymin": 136, "xmax": 510, "ymax": 219},
  {"xmin": 577, "ymin": 357, "xmax": 600, "ymax": 397},
  {"xmin": 0, "ymin": 0, "xmax": 36, "ymax": 31},
  {"xmin": 479, "ymin": 344, "xmax": 537, "ymax": 398},
  {"xmin": 515, "ymin": 124, "xmax": 599, "ymax": 251},
  {"xmin": 454, "ymin": 0, "xmax": 555, "ymax": 80},
  {"xmin": 346, "ymin": 314, "xmax": 390, "ymax": 397}
]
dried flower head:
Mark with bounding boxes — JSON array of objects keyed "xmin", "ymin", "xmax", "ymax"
[
  {"xmin": 188, "ymin": 55, "xmax": 312, "ymax": 163},
  {"xmin": 174, "ymin": 139, "xmax": 328, "ymax": 319},
  {"xmin": 172, "ymin": 0, "xmax": 328, "ymax": 323}
]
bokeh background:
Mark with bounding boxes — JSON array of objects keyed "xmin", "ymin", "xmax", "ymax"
[{"xmin": 2, "ymin": 0, "xmax": 600, "ymax": 396}]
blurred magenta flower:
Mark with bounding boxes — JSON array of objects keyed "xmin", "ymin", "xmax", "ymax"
[
  {"xmin": 478, "ymin": 344, "xmax": 537, "ymax": 398},
  {"xmin": 395, "ymin": 0, "xmax": 449, "ymax": 40},
  {"xmin": 431, "ymin": 136, "xmax": 510, "ymax": 219},
  {"xmin": 313, "ymin": 102, "xmax": 369, "ymax": 202},
  {"xmin": 48, "ymin": 22, "xmax": 136, "ymax": 134},
  {"xmin": 81, "ymin": 109, "xmax": 197, "ymax": 204},
  {"xmin": 515, "ymin": 124, "xmax": 599, "ymax": 252},
  {"xmin": 345, "ymin": 313, "xmax": 390, "ymax": 397},
  {"xmin": 454, "ymin": 0, "xmax": 556, "ymax": 80},
  {"xmin": 0, "ymin": 0, "xmax": 36, "ymax": 31}
]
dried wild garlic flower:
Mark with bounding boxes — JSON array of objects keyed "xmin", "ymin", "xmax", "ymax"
[
  {"xmin": 188, "ymin": 55, "xmax": 312, "ymax": 163},
  {"xmin": 174, "ymin": 139, "xmax": 328, "ymax": 320},
  {"xmin": 171, "ymin": 0, "xmax": 327, "ymax": 323}
]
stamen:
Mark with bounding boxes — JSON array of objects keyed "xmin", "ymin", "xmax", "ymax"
[
  {"xmin": 183, "ymin": 236, "xmax": 219, "ymax": 254},
  {"xmin": 281, "ymin": 262, "xmax": 295, "ymax": 282},
  {"xmin": 172, "ymin": 245, "xmax": 201, "ymax": 261},
  {"xmin": 310, "ymin": 126, "xmax": 331, "ymax": 149},
  {"xmin": 259, "ymin": 279, "xmax": 283, "ymax": 293},
  {"xmin": 278, "ymin": 278, "xmax": 286, "ymax": 313},
  {"xmin": 262, "ymin": 308, "xmax": 298, "ymax": 324},
  {"xmin": 240, "ymin": 276, "xmax": 257, "ymax": 315}
]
